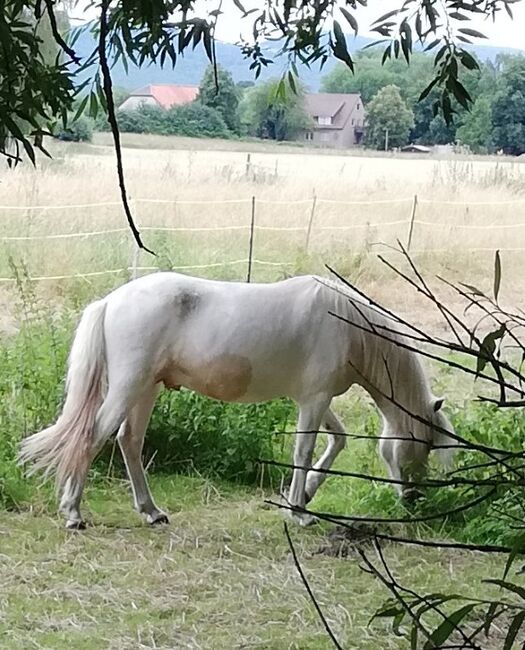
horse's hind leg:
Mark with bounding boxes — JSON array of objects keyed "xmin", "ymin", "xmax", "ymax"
[
  {"xmin": 59, "ymin": 375, "xmax": 147, "ymax": 529},
  {"xmin": 287, "ymin": 397, "xmax": 330, "ymax": 526},
  {"xmin": 117, "ymin": 384, "xmax": 168, "ymax": 525},
  {"xmin": 304, "ymin": 407, "xmax": 347, "ymax": 504}
]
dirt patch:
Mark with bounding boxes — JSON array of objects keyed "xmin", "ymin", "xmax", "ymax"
[{"xmin": 314, "ymin": 523, "xmax": 379, "ymax": 558}]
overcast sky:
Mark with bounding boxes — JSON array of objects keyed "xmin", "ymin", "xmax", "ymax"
[{"xmin": 71, "ymin": 0, "xmax": 525, "ymax": 50}]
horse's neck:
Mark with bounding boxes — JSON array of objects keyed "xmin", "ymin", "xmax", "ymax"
[{"xmin": 353, "ymin": 317, "xmax": 430, "ymax": 428}]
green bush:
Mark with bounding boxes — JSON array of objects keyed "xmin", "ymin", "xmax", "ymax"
[
  {"xmin": 116, "ymin": 102, "xmax": 232, "ymax": 139},
  {"xmin": 57, "ymin": 116, "xmax": 93, "ymax": 142}
]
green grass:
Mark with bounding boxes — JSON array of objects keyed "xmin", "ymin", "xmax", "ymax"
[{"xmin": 0, "ymin": 474, "xmax": 516, "ymax": 650}]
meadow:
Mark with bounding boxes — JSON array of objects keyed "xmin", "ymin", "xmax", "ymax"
[{"xmin": 1, "ymin": 134, "xmax": 525, "ymax": 648}]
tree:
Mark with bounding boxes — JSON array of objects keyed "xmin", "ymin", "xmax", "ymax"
[
  {"xmin": 456, "ymin": 97, "xmax": 493, "ymax": 152},
  {"xmin": 0, "ymin": 0, "xmax": 517, "ymax": 167},
  {"xmin": 491, "ymin": 55, "xmax": 525, "ymax": 155},
  {"xmin": 365, "ymin": 85, "xmax": 414, "ymax": 150},
  {"xmin": 239, "ymin": 79, "xmax": 311, "ymax": 141},
  {"xmin": 198, "ymin": 65, "xmax": 240, "ymax": 133}
]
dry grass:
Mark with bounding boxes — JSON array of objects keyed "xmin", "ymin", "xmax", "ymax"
[
  {"xmin": 1, "ymin": 133, "xmax": 525, "ymax": 335},
  {"xmin": 0, "ymin": 475, "xmax": 517, "ymax": 650}
]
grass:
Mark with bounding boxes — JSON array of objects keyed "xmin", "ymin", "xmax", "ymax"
[{"xmin": 0, "ymin": 474, "xmax": 518, "ymax": 650}]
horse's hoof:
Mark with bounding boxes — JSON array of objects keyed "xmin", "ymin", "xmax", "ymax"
[
  {"xmin": 285, "ymin": 508, "xmax": 318, "ymax": 527},
  {"xmin": 402, "ymin": 488, "xmax": 424, "ymax": 504},
  {"xmin": 65, "ymin": 520, "xmax": 86, "ymax": 531},
  {"xmin": 148, "ymin": 513, "xmax": 169, "ymax": 526}
]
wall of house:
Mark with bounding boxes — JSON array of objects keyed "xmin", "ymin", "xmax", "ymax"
[{"xmin": 300, "ymin": 98, "xmax": 366, "ymax": 149}]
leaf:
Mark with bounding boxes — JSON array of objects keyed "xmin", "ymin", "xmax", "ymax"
[
  {"xmin": 476, "ymin": 324, "xmax": 506, "ymax": 376},
  {"xmin": 423, "ymin": 604, "xmax": 476, "ymax": 649},
  {"xmin": 340, "ymin": 8, "xmax": 358, "ymax": 34},
  {"xmin": 494, "ymin": 249, "xmax": 502, "ymax": 303},
  {"xmin": 419, "ymin": 77, "xmax": 439, "ymax": 102},
  {"xmin": 484, "ymin": 601, "xmax": 500, "ymax": 636},
  {"xmin": 458, "ymin": 27, "xmax": 488, "ymax": 39},
  {"xmin": 504, "ymin": 611, "xmax": 525, "ymax": 650},
  {"xmin": 484, "ymin": 579, "xmax": 525, "ymax": 601},
  {"xmin": 503, "ymin": 535, "xmax": 525, "ymax": 580},
  {"xmin": 449, "ymin": 11, "xmax": 470, "ymax": 21},
  {"xmin": 372, "ymin": 9, "xmax": 399, "ymax": 25},
  {"xmin": 332, "ymin": 20, "xmax": 354, "ymax": 70},
  {"xmin": 287, "ymin": 70, "xmax": 297, "ymax": 94},
  {"xmin": 458, "ymin": 282, "xmax": 485, "ymax": 297},
  {"xmin": 73, "ymin": 95, "xmax": 89, "ymax": 121}
]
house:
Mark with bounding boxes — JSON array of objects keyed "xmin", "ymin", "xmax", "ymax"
[
  {"xmin": 119, "ymin": 84, "xmax": 199, "ymax": 111},
  {"xmin": 300, "ymin": 92, "xmax": 365, "ymax": 148},
  {"xmin": 400, "ymin": 144, "xmax": 431, "ymax": 154}
]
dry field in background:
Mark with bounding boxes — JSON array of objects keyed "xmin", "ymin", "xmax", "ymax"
[{"xmin": 1, "ymin": 133, "xmax": 524, "ymax": 334}]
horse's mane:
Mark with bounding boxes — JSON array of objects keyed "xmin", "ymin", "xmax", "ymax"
[{"xmin": 315, "ymin": 274, "xmax": 435, "ymax": 422}]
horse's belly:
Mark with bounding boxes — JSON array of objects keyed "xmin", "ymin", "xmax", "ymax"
[{"xmin": 160, "ymin": 353, "xmax": 253, "ymax": 402}]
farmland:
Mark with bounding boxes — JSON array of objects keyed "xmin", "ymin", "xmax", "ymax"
[{"xmin": 1, "ymin": 134, "xmax": 525, "ymax": 649}]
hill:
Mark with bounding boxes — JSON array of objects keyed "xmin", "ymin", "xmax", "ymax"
[{"xmin": 74, "ymin": 30, "xmax": 523, "ymax": 92}]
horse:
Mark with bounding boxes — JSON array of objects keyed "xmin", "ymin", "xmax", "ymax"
[{"xmin": 19, "ymin": 271, "xmax": 456, "ymax": 529}]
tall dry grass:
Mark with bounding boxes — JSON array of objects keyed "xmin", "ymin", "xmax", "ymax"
[{"xmin": 1, "ymin": 134, "xmax": 525, "ymax": 330}]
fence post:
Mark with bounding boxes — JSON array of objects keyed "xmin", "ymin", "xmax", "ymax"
[
  {"xmin": 305, "ymin": 191, "xmax": 317, "ymax": 253},
  {"xmin": 247, "ymin": 196, "xmax": 256, "ymax": 282},
  {"xmin": 406, "ymin": 194, "xmax": 418, "ymax": 251},
  {"xmin": 245, "ymin": 153, "xmax": 252, "ymax": 179}
]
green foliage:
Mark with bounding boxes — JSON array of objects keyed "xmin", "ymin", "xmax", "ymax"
[
  {"xmin": 0, "ymin": 2, "xmax": 518, "ymax": 162},
  {"xmin": 491, "ymin": 55, "xmax": 525, "ymax": 154},
  {"xmin": 365, "ymin": 85, "xmax": 414, "ymax": 150},
  {"xmin": 116, "ymin": 102, "xmax": 231, "ymax": 139},
  {"xmin": 57, "ymin": 116, "xmax": 94, "ymax": 142},
  {"xmin": 456, "ymin": 97, "xmax": 493, "ymax": 152},
  {"xmin": 144, "ymin": 390, "xmax": 294, "ymax": 483},
  {"xmin": 199, "ymin": 65, "xmax": 240, "ymax": 133},
  {"xmin": 239, "ymin": 78, "xmax": 311, "ymax": 141}
]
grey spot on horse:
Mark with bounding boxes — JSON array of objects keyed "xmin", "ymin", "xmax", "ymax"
[{"xmin": 176, "ymin": 291, "xmax": 200, "ymax": 318}]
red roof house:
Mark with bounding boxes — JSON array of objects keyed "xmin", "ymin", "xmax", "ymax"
[{"xmin": 119, "ymin": 84, "xmax": 199, "ymax": 111}]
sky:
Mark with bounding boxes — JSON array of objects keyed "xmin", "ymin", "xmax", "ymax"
[{"xmin": 71, "ymin": 0, "xmax": 525, "ymax": 51}]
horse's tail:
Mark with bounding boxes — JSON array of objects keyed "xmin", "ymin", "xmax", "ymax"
[{"xmin": 19, "ymin": 299, "xmax": 108, "ymax": 493}]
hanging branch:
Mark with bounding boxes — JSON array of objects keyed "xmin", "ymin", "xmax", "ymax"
[{"xmin": 98, "ymin": 0, "xmax": 154, "ymax": 255}]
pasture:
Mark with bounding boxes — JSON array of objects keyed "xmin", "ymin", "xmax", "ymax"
[{"xmin": 1, "ymin": 134, "xmax": 525, "ymax": 648}]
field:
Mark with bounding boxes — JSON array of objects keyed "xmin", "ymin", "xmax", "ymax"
[{"xmin": 1, "ymin": 134, "xmax": 525, "ymax": 649}]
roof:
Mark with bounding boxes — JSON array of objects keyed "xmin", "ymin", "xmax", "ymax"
[
  {"xmin": 400, "ymin": 144, "xmax": 431, "ymax": 153},
  {"xmin": 304, "ymin": 93, "xmax": 362, "ymax": 130},
  {"xmin": 129, "ymin": 84, "xmax": 199, "ymax": 109}
]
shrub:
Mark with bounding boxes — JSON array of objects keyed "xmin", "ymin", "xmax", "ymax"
[
  {"xmin": 163, "ymin": 102, "xmax": 231, "ymax": 138},
  {"xmin": 57, "ymin": 116, "xmax": 93, "ymax": 142},
  {"xmin": 116, "ymin": 104, "xmax": 167, "ymax": 134}
]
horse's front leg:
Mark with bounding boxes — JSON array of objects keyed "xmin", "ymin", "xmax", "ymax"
[
  {"xmin": 287, "ymin": 397, "xmax": 330, "ymax": 526},
  {"xmin": 305, "ymin": 407, "xmax": 347, "ymax": 504}
]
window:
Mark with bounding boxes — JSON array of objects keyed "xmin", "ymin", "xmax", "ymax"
[
  {"xmin": 357, "ymin": 103, "xmax": 360, "ymax": 110},
  {"xmin": 305, "ymin": 131, "xmax": 314, "ymax": 141},
  {"xmin": 317, "ymin": 116, "xmax": 332, "ymax": 125},
  {"xmin": 351, "ymin": 119, "xmax": 355, "ymax": 126}
]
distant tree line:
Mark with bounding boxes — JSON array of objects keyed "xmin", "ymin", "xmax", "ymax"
[
  {"xmin": 65, "ymin": 52, "xmax": 525, "ymax": 156},
  {"xmin": 323, "ymin": 50, "xmax": 525, "ymax": 154}
]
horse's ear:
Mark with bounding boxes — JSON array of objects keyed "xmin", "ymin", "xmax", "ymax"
[{"xmin": 433, "ymin": 397, "xmax": 445, "ymax": 412}]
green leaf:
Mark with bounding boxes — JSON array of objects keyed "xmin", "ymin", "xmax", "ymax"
[
  {"xmin": 458, "ymin": 27, "xmax": 487, "ymax": 39},
  {"xmin": 504, "ymin": 611, "xmax": 525, "ymax": 650},
  {"xmin": 494, "ymin": 249, "xmax": 501, "ymax": 303},
  {"xmin": 484, "ymin": 579, "xmax": 525, "ymax": 601},
  {"xmin": 287, "ymin": 71, "xmax": 297, "ymax": 94},
  {"xmin": 89, "ymin": 90, "xmax": 98, "ymax": 120},
  {"xmin": 483, "ymin": 602, "xmax": 499, "ymax": 636},
  {"xmin": 458, "ymin": 283, "xmax": 485, "ymax": 297},
  {"xmin": 476, "ymin": 324, "xmax": 506, "ymax": 376},
  {"xmin": 73, "ymin": 95, "xmax": 89, "ymax": 121},
  {"xmin": 423, "ymin": 604, "xmax": 476, "ymax": 649},
  {"xmin": 340, "ymin": 8, "xmax": 358, "ymax": 34}
]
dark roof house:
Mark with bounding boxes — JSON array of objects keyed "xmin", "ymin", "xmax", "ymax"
[
  {"xmin": 300, "ymin": 92, "xmax": 365, "ymax": 148},
  {"xmin": 119, "ymin": 84, "xmax": 199, "ymax": 111}
]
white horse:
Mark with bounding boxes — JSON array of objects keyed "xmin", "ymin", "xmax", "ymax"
[{"xmin": 19, "ymin": 272, "xmax": 456, "ymax": 529}]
